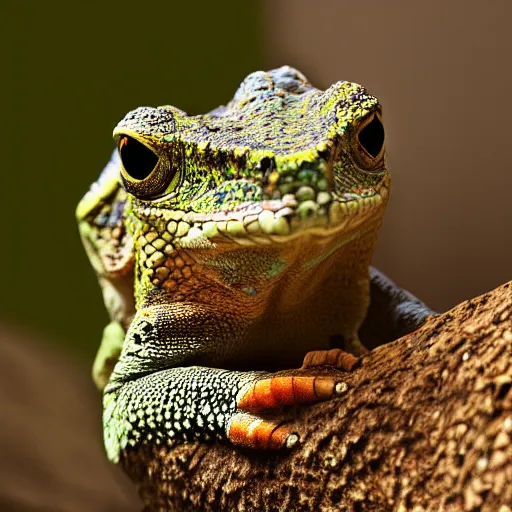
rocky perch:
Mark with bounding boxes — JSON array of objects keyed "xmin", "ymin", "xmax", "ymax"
[{"xmin": 123, "ymin": 280, "xmax": 512, "ymax": 511}]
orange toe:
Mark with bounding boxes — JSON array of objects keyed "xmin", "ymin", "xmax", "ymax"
[
  {"xmin": 237, "ymin": 375, "xmax": 337, "ymax": 412},
  {"xmin": 302, "ymin": 348, "xmax": 360, "ymax": 371},
  {"xmin": 228, "ymin": 413, "xmax": 297, "ymax": 450}
]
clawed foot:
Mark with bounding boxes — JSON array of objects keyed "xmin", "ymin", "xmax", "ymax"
[
  {"xmin": 229, "ymin": 374, "xmax": 345, "ymax": 450},
  {"xmin": 228, "ymin": 349, "xmax": 363, "ymax": 450}
]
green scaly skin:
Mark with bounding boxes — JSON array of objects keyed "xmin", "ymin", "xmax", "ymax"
[{"xmin": 76, "ymin": 67, "xmax": 432, "ymax": 465}]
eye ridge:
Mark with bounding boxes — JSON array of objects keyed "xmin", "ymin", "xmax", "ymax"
[
  {"xmin": 119, "ymin": 136, "xmax": 159, "ymax": 181},
  {"xmin": 357, "ymin": 115, "xmax": 384, "ymax": 159}
]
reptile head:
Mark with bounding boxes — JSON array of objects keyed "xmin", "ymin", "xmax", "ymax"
[{"xmin": 113, "ymin": 66, "xmax": 389, "ymax": 248}]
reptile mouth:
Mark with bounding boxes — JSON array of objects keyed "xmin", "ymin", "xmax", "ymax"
[{"xmin": 134, "ymin": 182, "xmax": 390, "ymax": 249}]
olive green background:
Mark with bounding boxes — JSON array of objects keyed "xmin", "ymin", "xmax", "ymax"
[{"xmin": 0, "ymin": 1, "xmax": 263, "ymax": 357}]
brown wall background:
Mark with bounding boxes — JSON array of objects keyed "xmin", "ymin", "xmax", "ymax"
[{"xmin": 263, "ymin": 0, "xmax": 512, "ymax": 312}]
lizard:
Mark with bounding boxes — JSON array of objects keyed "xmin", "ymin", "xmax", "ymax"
[{"xmin": 76, "ymin": 66, "xmax": 435, "ymax": 465}]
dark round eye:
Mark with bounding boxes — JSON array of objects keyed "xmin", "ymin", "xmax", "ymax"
[
  {"xmin": 358, "ymin": 114, "xmax": 384, "ymax": 158},
  {"xmin": 119, "ymin": 136, "xmax": 159, "ymax": 181},
  {"xmin": 117, "ymin": 134, "xmax": 180, "ymax": 199}
]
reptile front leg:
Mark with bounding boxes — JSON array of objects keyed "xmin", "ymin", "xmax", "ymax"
[
  {"xmin": 105, "ymin": 365, "xmax": 344, "ymax": 461},
  {"xmin": 103, "ymin": 299, "xmax": 343, "ymax": 462},
  {"xmin": 359, "ymin": 267, "xmax": 438, "ymax": 349}
]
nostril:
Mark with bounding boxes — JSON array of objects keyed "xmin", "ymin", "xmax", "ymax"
[{"xmin": 119, "ymin": 135, "xmax": 159, "ymax": 181}]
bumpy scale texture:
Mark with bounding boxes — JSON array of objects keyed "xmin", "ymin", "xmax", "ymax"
[{"xmin": 76, "ymin": 67, "xmax": 432, "ymax": 466}]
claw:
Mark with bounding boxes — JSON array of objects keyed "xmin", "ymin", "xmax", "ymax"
[
  {"xmin": 228, "ymin": 412, "xmax": 298, "ymax": 449},
  {"xmin": 237, "ymin": 375, "xmax": 337, "ymax": 413},
  {"xmin": 302, "ymin": 348, "xmax": 360, "ymax": 371}
]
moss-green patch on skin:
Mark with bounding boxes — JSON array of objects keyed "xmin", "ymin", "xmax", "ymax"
[{"xmin": 267, "ymin": 260, "xmax": 287, "ymax": 278}]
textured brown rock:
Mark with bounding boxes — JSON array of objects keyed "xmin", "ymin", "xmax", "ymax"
[{"xmin": 123, "ymin": 281, "xmax": 512, "ymax": 511}]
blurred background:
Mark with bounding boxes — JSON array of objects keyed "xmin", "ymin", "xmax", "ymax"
[{"xmin": 1, "ymin": 0, "xmax": 511, "ymax": 509}]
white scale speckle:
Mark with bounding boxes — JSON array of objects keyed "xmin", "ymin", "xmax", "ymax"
[
  {"xmin": 105, "ymin": 365, "xmax": 260, "ymax": 461},
  {"xmin": 476, "ymin": 456, "xmax": 488, "ymax": 471}
]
